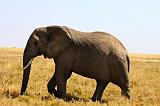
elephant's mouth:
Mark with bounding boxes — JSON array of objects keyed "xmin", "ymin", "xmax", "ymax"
[
  {"xmin": 43, "ymin": 54, "xmax": 53, "ymax": 59},
  {"xmin": 43, "ymin": 52, "xmax": 47, "ymax": 58},
  {"xmin": 43, "ymin": 55, "xmax": 47, "ymax": 58}
]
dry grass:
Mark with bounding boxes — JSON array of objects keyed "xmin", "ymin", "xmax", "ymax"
[
  {"xmin": 0, "ymin": 48, "xmax": 160, "ymax": 106},
  {"xmin": 129, "ymin": 53, "xmax": 160, "ymax": 61}
]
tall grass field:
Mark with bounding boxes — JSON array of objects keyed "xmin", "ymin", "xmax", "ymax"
[{"xmin": 0, "ymin": 48, "xmax": 160, "ymax": 106}]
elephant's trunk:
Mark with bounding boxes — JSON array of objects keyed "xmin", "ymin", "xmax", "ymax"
[
  {"xmin": 20, "ymin": 34, "xmax": 40, "ymax": 95},
  {"xmin": 20, "ymin": 48, "xmax": 34, "ymax": 95}
]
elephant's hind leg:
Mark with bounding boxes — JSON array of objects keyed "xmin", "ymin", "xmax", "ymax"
[
  {"xmin": 91, "ymin": 80, "xmax": 109, "ymax": 102},
  {"xmin": 112, "ymin": 60, "xmax": 131, "ymax": 99},
  {"xmin": 116, "ymin": 79, "xmax": 131, "ymax": 99},
  {"xmin": 119, "ymin": 65, "xmax": 131, "ymax": 99},
  {"xmin": 112, "ymin": 77, "xmax": 131, "ymax": 99}
]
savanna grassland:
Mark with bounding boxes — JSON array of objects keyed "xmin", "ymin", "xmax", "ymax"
[{"xmin": 0, "ymin": 48, "xmax": 160, "ymax": 106}]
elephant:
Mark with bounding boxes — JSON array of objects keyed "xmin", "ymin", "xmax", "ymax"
[{"xmin": 20, "ymin": 25, "xmax": 131, "ymax": 101}]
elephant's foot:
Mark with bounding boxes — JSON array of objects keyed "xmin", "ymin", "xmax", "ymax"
[
  {"xmin": 55, "ymin": 90, "xmax": 67, "ymax": 100},
  {"xmin": 47, "ymin": 85, "xmax": 57, "ymax": 95},
  {"xmin": 47, "ymin": 87, "xmax": 65, "ymax": 99}
]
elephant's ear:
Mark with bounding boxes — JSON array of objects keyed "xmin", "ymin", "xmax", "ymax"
[
  {"xmin": 46, "ymin": 26, "xmax": 72, "ymax": 42},
  {"xmin": 45, "ymin": 26, "xmax": 72, "ymax": 57}
]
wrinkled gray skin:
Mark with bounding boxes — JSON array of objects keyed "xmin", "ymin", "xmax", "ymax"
[{"xmin": 20, "ymin": 25, "xmax": 130, "ymax": 101}]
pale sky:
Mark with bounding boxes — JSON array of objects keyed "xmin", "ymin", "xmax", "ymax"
[{"xmin": 0, "ymin": 0, "xmax": 160, "ymax": 54}]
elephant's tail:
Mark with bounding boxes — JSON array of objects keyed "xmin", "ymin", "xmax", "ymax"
[{"xmin": 126, "ymin": 54, "xmax": 130, "ymax": 73}]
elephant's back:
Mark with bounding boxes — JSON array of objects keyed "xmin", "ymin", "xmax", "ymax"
[
  {"xmin": 94, "ymin": 31, "xmax": 127, "ymax": 54},
  {"xmin": 68, "ymin": 28, "xmax": 127, "ymax": 55}
]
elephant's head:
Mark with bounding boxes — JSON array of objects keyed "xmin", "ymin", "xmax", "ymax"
[{"xmin": 20, "ymin": 26, "xmax": 72, "ymax": 95}]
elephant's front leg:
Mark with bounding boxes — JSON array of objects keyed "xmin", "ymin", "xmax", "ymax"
[
  {"xmin": 47, "ymin": 73, "xmax": 58, "ymax": 96},
  {"xmin": 54, "ymin": 67, "xmax": 69, "ymax": 99}
]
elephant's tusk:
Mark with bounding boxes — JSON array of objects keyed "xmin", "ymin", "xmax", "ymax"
[
  {"xmin": 23, "ymin": 58, "xmax": 34, "ymax": 70},
  {"xmin": 33, "ymin": 34, "xmax": 39, "ymax": 41}
]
